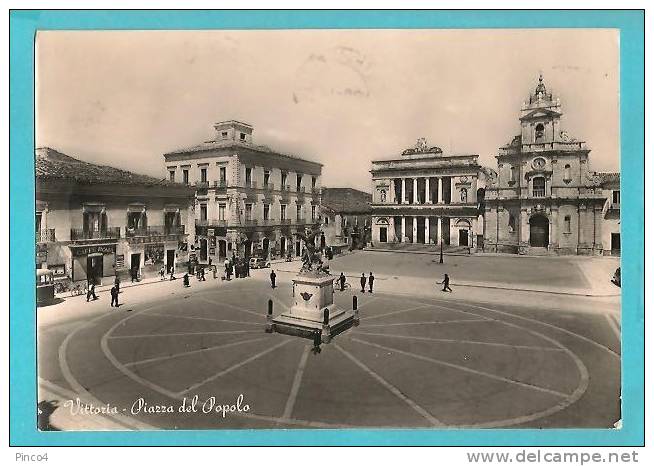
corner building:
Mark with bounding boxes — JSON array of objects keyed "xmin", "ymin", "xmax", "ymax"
[
  {"xmin": 483, "ymin": 76, "xmax": 607, "ymax": 255},
  {"xmin": 163, "ymin": 121, "xmax": 322, "ymax": 262}
]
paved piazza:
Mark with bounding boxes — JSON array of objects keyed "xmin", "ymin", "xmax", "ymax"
[{"xmin": 38, "ymin": 257, "xmax": 621, "ymax": 430}]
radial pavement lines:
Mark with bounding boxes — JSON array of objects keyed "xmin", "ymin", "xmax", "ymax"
[
  {"xmin": 334, "ymin": 344, "xmax": 445, "ymax": 427},
  {"xmin": 281, "ymin": 345, "xmax": 311, "ymax": 420}
]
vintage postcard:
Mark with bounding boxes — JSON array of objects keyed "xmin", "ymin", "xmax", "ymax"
[{"xmin": 8, "ymin": 10, "xmax": 645, "ymax": 448}]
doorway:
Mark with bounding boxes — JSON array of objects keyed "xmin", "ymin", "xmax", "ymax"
[
  {"xmin": 280, "ymin": 237, "xmax": 286, "ymax": 256},
  {"xmin": 529, "ymin": 215, "xmax": 549, "ymax": 247},
  {"xmin": 379, "ymin": 227, "xmax": 387, "ymax": 243},
  {"xmin": 130, "ymin": 253, "xmax": 140, "ymax": 278},
  {"xmin": 166, "ymin": 250, "xmax": 175, "ymax": 273},
  {"xmin": 458, "ymin": 229, "xmax": 469, "ymax": 247},
  {"xmin": 262, "ymin": 238, "xmax": 270, "ymax": 258},
  {"xmin": 219, "ymin": 240, "xmax": 227, "ymax": 261},
  {"xmin": 87, "ymin": 254, "xmax": 103, "ymax": 285},
  {"xmin": 200, "ymin": 239, "xmax": 208, "ymax": 261},
  {"xmin": 611, "ymin": 233, "xmax": 620, "ymax": 255}
]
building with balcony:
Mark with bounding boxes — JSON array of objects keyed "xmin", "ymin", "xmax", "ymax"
[
  {"xmin": 596, "ymin": 172, "xmax": 620, "ymax": 256},
  {"xmin": 163, "ymin": 120, "xmax": 322, "ymax": 262},
  {"xmin": 483, "ymin": 75, "xmax": 610, "ymax": 255},
  {"xmin": 320, "ymin": 187, "xmax": 372, "ymax": 251},
  {"xmin": 369, "ymin": 138, "xmax": 483, "ymax": 250},
  {"xmin": 36, "ymin": 147, "xmax": 195, "ymax": 284}
]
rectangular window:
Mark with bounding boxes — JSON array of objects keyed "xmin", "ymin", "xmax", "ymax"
[
  {"xmin": 281, "ymin": 204, "xmax": 287, "ymax": 220},
  {"xmin": 532, "ymin": 177, "xmax": 546, "ymax": 197},
  {"xmin": 263, "ymin": 170, "xmax": 270, "ymax": 186},
  {"xmin": 200, "ymin": 205, "xmax": 207, "ymax": 221},
  {"xmin": 183, "ymin": 169, "xmax": 189, "ymax": 185},
  {"xmin": 613, "ymin": 190, "xmax": 620, "ymax": 204},
  {"xmin": 281, "ymin": 172, "xmax": 287, "ymax": 188},
  {"xmin": 296, "ymin": 174, "xmax": 302, "ymax": 190},
  {"xmin": 311, "ymin": 176, "xmax": 317, "ymax": 189},
  {"xmin": 240, "ymin": 132, "xmax": 246, "ymax": 141},
  {"xmin": 169, "ymin": 171, "xmax": 175, "ymax": 182},
  {"xmin": 564, "ymin": 216, "xmax": 571, "ymax": 234},
  {"xmin": 219, "ymin": 167, "xmax": 226, "ymax": 182},
  {"xmin": 245, "ymin": 167, "xmax": 252, "ymax": 184},
  {"xmin": 311, "ymin": 205, "xmax": 316, "ymax": 220},
  {"xmin": 245, "ymin": 204, "xmax": 253, "ymax": 221},
  {"xmin": 263, "ymin": 204, "xmax": 270, "ymax": 220},
  {"xmin": 36, "ymin": 212, "xmax": 42, "ymax": 232},
  {"xmin": 218, "ymin": 204, "xmax": 226, "ymax": 221},
  {"xmin": 200, "ymin": 168, "xmax": 207, "ymax": 183}
]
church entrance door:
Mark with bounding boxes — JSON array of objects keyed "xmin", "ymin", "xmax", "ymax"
[{"xmin": 529, "ymin": 215, "xmax": 549, "ymax": 247}]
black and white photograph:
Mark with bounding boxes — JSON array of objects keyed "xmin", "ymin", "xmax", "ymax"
[{"xmin": 34, "ymin": 27, "xmax": 623, "ymax": 432}]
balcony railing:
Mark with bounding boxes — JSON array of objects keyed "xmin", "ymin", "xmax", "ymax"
[
  {"xmin": 125, "ymin": 225, "xmax": 187, "ymax": 237},
  {"xmin": 244, "ymin": 180, "xmax": 257, "ymax": 189},
  {"xmin": 213, "ymin": 180, "xmax": 228, "ymax": 189},
  {"xmin": 297, "ymin": 186, "xmax": 306, "ymax": 193},
  {"xmin": 311, "ymin": 187, "xmax": 320, "ymax": 194},
  {"xmin": 261, "ymin": 219, "xmax": 276, "ymax": 226},
  {"xmin": 196, "ymin": 219, "xmax": 227, "ymax": 227},
  {"xmin": 280, "ymin": 218, "xmax": 291, "ymax": 225},
  {"xmin": 263, "ymin": 182, "xmax": 275, "ymax": 190},
  {"xmin": 36, "ymin": 228, "xmax": 55, "ymax": 243},
  {"xmin": 195, "ymin": 181, "xmax": 209, "ymax": 189},
  {"xmin": 280, "ymin": 184, "xmax": 291, "ymax": 191},
  {"xmin": 70, "ymin": 227, "xmax": 121, "ymax": 241},
  {"xmin": 532, "ymin": 189, "xmax": 546, "ymax": 198},
  {"xmin": 244, "ymin": 219, "xmax": 258, "ymax": 226}
]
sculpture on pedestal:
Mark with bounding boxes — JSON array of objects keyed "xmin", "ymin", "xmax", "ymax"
[{"xmin": 294, "ymin": 226, "xmax": 329, "ymax": 276}]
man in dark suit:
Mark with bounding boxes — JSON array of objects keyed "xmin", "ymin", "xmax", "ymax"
[
  {"xmin": 360, "ymin": 273, "xmax": 366, "ymax": 293},
  {"xmin": 368, "ymin": 272, "xmax": 375, "ymax": 293}
]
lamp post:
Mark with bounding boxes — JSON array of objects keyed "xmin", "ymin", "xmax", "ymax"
[{"xmin": 439, "ymin": 239, "xmax": 443, "ymax": 264}]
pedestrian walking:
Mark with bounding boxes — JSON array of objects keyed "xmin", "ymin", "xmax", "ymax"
[
  {"xmin": 86, "ymin": 282, "xmax": 98, "ymax": 302},
  {"xmin": 200, "ymin": 266, "xmax": 206, "ymax": 281},
  {"xmin": 360, "ymin": 273, "xmax": 366, "ymax": 293},
  {"xmin": 159, "ymin": 265, "xmax": 166, "ymax": 280},
  {"xmin": 270, "ymin": 270, "xmax": 277, "ymax": 289},
  {"xmin": 339, "ymin": 272, "xmax": 346, "ymax": 291},
  {"xmin": 183, "ymin": 273, "xmax": 190, "ymax": 288},
  {"xmin": 169, "ymin": 269, "xmax": 177, "ymax": 280},
  {"xmin": 110, "ymin": 285, "xmax": 119, "ymax": 308},
  {"xmin": 441, "ymin": 273, "xmax": 453, "ymax": 292},
  {"xmin": 208, "ymin": 257, "xmax": 212, "ymax": 268},
  {"xmin": 368, "ymin": 272, "xmax": 375, "ymax": 293}
]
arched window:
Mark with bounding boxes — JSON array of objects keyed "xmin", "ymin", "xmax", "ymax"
[
  {"xmin": 564, "ymin": 164, "xmax": 571, "ymax": 182},
  {"xmin": 564, "ymin": 215, "xmax": 571, "ymax": 233},
  {"xmin": 535, "ymin": 123, "xmax": 545, "ymax": 142},
  {"xmin": 532, "ymin": 177, "xmax": 546, "ymax": 197},
  {"xmin": 510, "ymin": 166, "xmax": 516, "ymax": 183}
]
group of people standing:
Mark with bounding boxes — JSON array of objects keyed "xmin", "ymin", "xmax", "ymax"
[{"xmin": 224, "ymin": 255, "xmax": 249, "ymax": 281}]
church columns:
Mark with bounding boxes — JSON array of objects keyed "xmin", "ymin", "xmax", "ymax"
[
  {"xmin": 401, "ymin": 216, "xmax": 406, "ymax": 242},
  {"xmin": 424, "ymin": 216, "xmax": 430, "ymax": 244},
  {"xmin": 519, "ymin": 208, "xmax": 529, "ymax": 243},
  {"xmin": 413, "ymin": 178, "xmax": 418, "ymax": 204},
  {"xmin": 550, "ymin": 207, "xmax": 558, "ymax": 249},
  {"xmin": 425, "ymin": 178, "xmax": 431, "ymax": 204},
  {"xmin": 412, "ymin": 216, "xmax": 418, "ymax": 243}
]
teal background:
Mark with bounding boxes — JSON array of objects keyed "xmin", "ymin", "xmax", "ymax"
[{"xmin": 10, "ymin": 10, "xmax": 644, "ymax": 446}]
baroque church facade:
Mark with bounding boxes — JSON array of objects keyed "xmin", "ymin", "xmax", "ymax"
[{"xmin": 483, "ymin": 76, "xmax": 609, "ymax": 255}]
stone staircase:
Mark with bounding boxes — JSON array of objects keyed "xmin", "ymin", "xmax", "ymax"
[{"xmin": 368, "ymin": 243, "xmax": 471, "ymax": 254}]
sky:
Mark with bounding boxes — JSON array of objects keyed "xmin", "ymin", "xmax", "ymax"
[{"xmin": 36, "ymin": 29, "xmax": 619, "ymax": 190}]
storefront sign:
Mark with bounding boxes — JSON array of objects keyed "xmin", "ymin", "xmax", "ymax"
[{"xmin": 70, "ymin": 244, "xmax": 116, "ymax": 257}]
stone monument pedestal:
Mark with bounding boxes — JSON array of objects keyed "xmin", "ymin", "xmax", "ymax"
[{"xmin": 272, "ymin": 273, "xmax": 354, "ymax": 340}]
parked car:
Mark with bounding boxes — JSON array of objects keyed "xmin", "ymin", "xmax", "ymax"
[
  {"xmin": 611, "ymin": 267, "xmax": 621, "ymax": 288},
  {"xmin": 249, "ymin": 257, "xmax": 270, "ymax": 269}
]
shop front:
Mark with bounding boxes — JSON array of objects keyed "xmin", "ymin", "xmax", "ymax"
[{"xmin": 69, "ymin": 243, "xmax": 116, "ymax": 284}]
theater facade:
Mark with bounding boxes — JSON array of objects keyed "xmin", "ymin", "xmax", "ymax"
[{"xmin": 370, "ymin": 138, "xmax": 483, "ymax": 250}]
